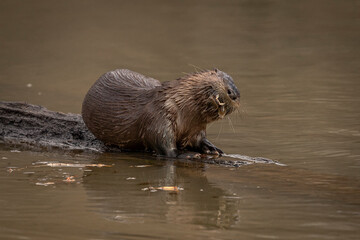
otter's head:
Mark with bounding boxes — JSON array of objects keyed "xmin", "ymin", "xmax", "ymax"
[
  {"xmin": 207, "ymin": 69, "xmax": 240, "ymax": 119},
  {"xmin": 167, "ymin": 69, "xmax": 240, "ymax": 123}
]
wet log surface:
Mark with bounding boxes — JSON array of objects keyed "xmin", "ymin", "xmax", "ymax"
[
  {"xmin": 0, "ymin": 101, "xmax": 279, "ymax": 166},
  {"xmin": 0, "ymin": 101, "xmax": 106, "ymax": 152}
]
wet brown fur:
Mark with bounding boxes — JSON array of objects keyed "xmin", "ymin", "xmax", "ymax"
[{"xmin": 82, "ymin": 69, "xmax": 240, "ymax": 157}]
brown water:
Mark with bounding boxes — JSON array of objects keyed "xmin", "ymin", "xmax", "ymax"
[{"xmin": 1, "ymin": 0, "xmax": 360, "ymax": 239}]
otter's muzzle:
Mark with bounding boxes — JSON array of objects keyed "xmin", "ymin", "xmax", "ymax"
[{"xmin": 211, "ymin": 94, "xmax": 226, "ymax": 119}]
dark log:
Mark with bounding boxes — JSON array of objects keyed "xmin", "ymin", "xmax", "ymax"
[{"xmin": 0, "ymin": 101, "xmax": 106, "ymax": 152}]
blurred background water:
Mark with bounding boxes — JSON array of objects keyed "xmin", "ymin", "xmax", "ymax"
[{"xmin": 0, "ymin": 0, "xmax": 359, "ymax": 239}]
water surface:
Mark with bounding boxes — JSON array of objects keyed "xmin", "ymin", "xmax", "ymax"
[{"xmin": 0, "ymin": 0, "xmax": 359, "ymax": 239}]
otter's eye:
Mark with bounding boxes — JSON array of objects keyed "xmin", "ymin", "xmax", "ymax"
[{"xmin": 227, "ymin": 88, "xmax": 238, "ymax": 100}]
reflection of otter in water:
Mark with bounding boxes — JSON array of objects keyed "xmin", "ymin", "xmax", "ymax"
[
  {"xmin": 82, "ymin": 69, "xmax": 240, "ymax": 157},
  {"xmin": 82, "ymin": 156, "xmax": 240, "ymax": 229}
]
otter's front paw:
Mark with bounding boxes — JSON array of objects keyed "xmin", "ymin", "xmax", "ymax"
[
  {"xmin": 201, "ymin": 139, "xmax": 223, "ymax": 155},
  {"xmin": 204, "ymin": 148, "xmax": 223, "ymax": 156}
]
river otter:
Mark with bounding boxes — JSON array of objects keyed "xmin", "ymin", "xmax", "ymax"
[{"xmin": 82, "ymin": 69, "xmax": 240, "ymax": 157}]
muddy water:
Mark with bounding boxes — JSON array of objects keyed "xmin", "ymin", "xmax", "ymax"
[{"xmin": 1, "ymin": 0, "xmax": 360, "ymax": 239}]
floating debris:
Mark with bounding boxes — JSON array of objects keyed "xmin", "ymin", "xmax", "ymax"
[
  {"xmin": 1, "ymin": 157, "xmax": 8, "ymax": 160},
  {"xmin": 26, "ymin": 83, "xmax": 32, "ymax": 88},
  {"xmin": 36, "ymin": 182, "xmax": 55, "ymax": 186},
  {"xmin": 141, "ymin": 187, "xmax": 158, "ymax": 192},
  {"xmin": 134, "ymin": 165, "xmax": 152, "ymax": 168},
  {"xmin": 45, "ymin": 163, "xmax": 111, "ymax": 168},
  {"xmin": 141, "ymin": 186, "xmax": 183, "ymax": 193},
  {"xmin": 141, "ymin": 187, "xmax": 157, "ymax": 192},
  {"xmin": 63, "ymin": 176, "xmax": 76, "ymax": 183},
  {"xmin": 5, "ymin": 161, "xmax": 111, "ymax": 174},
  {"xmin": 223, "ymin": 195, "xmax": 242, "ymax": 199},
  {"xmin": 126, "ymin": 177, "xmax": 136, "ymax": 180},
  {"xmin": 34, "ymin": 161, "xmax": 48, "ymax": 165},
  {"xmin": 10, "ymin": 150, "xmax": 21, "ymax": 153},
  {"xmin": 157, "ymin": 186, "xmax": 183, "ymax": 192}
]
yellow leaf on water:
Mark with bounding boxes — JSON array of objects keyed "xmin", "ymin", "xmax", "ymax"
[{"xmin": 157, "ymin": 186, "xmax": 183, "ymax": 192}]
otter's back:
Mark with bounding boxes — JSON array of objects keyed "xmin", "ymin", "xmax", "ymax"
[{"xmin": 82, "ymin": 69, "xmax": 161, "ymax": 147}]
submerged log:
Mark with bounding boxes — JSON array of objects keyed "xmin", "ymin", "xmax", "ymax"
[{"xmin": 0, "ymin": 101, "xmax": 106, "ymax": 152}]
